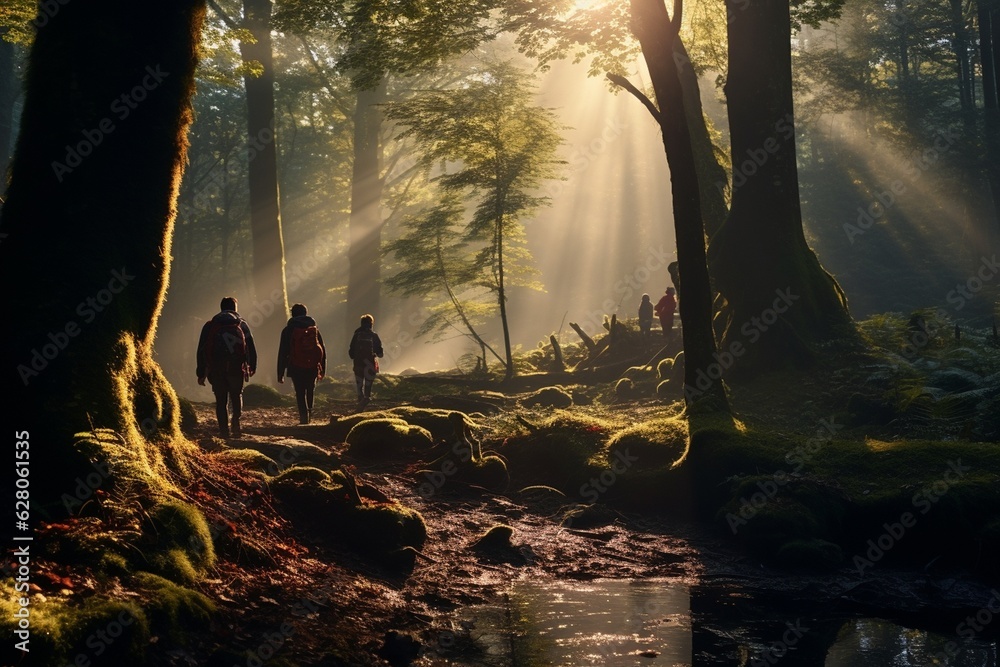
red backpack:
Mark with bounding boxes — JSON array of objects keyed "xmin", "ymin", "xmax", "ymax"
[
  {"xmin": 205, "ymin": 313, "xmax": 248, "ymax": 375},
  {"xmin": 289, "ymin": 325, "xmax": 323, "ymax": 370}
]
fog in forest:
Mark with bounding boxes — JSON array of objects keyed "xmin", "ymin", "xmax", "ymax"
[{"xmin": 150, "ymin": 9, "xmax": 1000, "ymax": 397}]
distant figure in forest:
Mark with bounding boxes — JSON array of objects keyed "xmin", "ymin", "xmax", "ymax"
[
  {"xmin": 654, "ymin": 287, "xmax": 677, "ymax": 336},
  {"xmin": 197, "ymin": 296, "xmax": 257, "ymax": 438},
  {"xmin": 638, "ymin": 294, "xmax": 654, "ymax": 338},
  {"xmin": 348, "ymin": 314, "xmax": 384, "ymax": 409},
  {"xmin": 277, "ymin": 303, "xmax": 326, "ymax": 425}
]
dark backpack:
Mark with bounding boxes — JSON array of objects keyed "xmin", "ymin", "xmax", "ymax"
[
  {"xmin": 205, "ymin": 313, "xmax": 247, "ymax": 375},
  {"xmin": 353, "ymin": 329, "xmax": 375, "ymax": 360},
  {"xmin": 289, "ymin": 325, "xmax": 323, "ymax": 369}
]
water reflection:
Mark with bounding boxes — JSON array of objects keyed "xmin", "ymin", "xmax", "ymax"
[{"xmin": 450, "ymin": 579, "xmax": 998, "ymax": 667}]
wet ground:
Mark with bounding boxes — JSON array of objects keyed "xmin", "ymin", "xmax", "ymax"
[{"xmin": 187, "ymin": 400, "xmax": 1000, "ymax": 666}]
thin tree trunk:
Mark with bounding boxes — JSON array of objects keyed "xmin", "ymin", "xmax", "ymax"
[
  {"xmin": 980, "ymin": 0, "xmax": 1000, "ymax": 226},
  {"xmin": 627, "ymin": 0, "xmax": 728, "ymax": 408},
  {"xmin": 496, "ymin": 211, "xmax": 515, "ymax": 380},
  {"xmin": 348, "ymin": 81, "xmax": 387, "ymax": 325},
  {"xmin": 1, "ymin": 0, "xmax": 206, "ymax": 506},
  {"xmin": 240, "ymin": 0, "xmax": 287, "ymax": 371}
]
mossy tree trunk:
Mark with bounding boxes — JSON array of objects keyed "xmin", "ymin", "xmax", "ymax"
[
  {"xmin": 0, "ymin": 0, "xmax": 206, "ymax": 510},
  {"xmin": 240, "ymin": 0, "xmax": 288, "ymax": 377},
  {"xmin": 708, "ymin": 0, "xmax": 853, "ymax": 372},
  {"xmin": 627, "ymin": 0, "xmax": 729, "ymax": 409}
]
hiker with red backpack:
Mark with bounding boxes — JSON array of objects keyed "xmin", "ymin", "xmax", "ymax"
[
  {"xmin": 196, "ymin": 296, "xmax": 257, "ymax": 438},
  {"xmin": 277, "ymin": 303, "xmax": 326, "ymax": 424},
  {"xmin": 348, "ymin": 313, "xmax": 383, "ymax": 409}
]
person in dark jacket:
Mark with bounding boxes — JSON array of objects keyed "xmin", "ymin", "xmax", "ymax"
[
  {"xmin": 638, "ymin": 294, "xmax": 654, "ymax": 338},
  {"xmin": 277, "ymin": 303, "xmax": 327, "ymax": 424},
  {"xmin": 196, "ymin": 296, "xmax": 257, "ymax": 438},
  {"xmin": 348, "ymin": 313, "xmax": 383, "ymax": 408}
]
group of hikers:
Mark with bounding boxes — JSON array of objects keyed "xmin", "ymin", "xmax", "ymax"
[
  {"xmin": 195, "ymin": 297, "xmax": 383, "ymax": 438},
  {"xmin": 195, "ymin": 283, "xmax": 675, "ymax": 437},
  {"xmin": 638, "ymin": 287, "xmax": 677, "ymax": 338}
]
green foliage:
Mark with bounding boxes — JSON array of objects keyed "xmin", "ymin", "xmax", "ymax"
[
  {"xmin": 134, "ymin": 573, "xmax": 215, "ymax": 641},
  {"xmin": 0, "ymin": 0, "xmax": 36, "ymax": 45},
  {"xmin": 274, "ymin": 0, "xmax": 503, "ymax": 89}
]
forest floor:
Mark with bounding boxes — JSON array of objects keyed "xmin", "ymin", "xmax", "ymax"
[{"xmin": 175, "ymin": 373, "xmax": 999, "ymax": 667}]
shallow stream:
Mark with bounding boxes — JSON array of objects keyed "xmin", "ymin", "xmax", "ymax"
[{"xmin": 444, "ymin": 579, "xmax": 998, "ymax": 666}]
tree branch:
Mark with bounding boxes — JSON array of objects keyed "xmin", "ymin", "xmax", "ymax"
[
  {"xmin": 207, "ymin": 0, "xmax": 240, "ymax": 30},
  {"xmin": 606, "ymin": 72, "xmax": 662, "ymax": 125}
]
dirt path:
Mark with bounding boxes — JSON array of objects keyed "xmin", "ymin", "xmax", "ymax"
[{"xmin": 185, "ymin": 401, "xmax": 1000, "ymax": 666}]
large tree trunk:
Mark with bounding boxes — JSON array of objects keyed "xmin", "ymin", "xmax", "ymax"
[
  {"xmin": 347, "ymin": 81, "xmax": 387, "ymax": 327},
  {"xmin": 629, "ymin": 0, "xmax": 729, "ymax": 408},
  {"xmin": 979, "ymin": 0, "xmax": 1000, "ymax": 226},
  {"xmin": 1, "ymin": 0, "xmax": 206, "ymax": 507},
  {"xmin": 240, "ymin": 0, "xmax": 288, "ymax": 377},
  {"xmin": 709, "ymin": 0, "xmax": 853, "ymax": 373},
  {"xmin": 0, "ymin": 31, "xmax": 17, "ymax": 192}
]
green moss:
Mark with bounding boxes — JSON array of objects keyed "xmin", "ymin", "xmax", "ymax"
[
  {"xmin": 523, "ymin": 386, "xmax": 574, "ymax": 408},
  {"xmin": 606, "ymin": 417, "xmax": 688, "ymax": 470},
  {"xmin": 345, "ymin": 418, "xmax": 434, "ymax": 459},
  {"xmin": 242, "ymin": 383, "xmax": 291, "ymax": 407},
  {"xmin": 656, "ymin": 358, "xmax": 674, "ymax": 380},
  {"xmin": 134, "ymin": 573, "xmax": 214, "ymax": 640},
  {"xmin": 177, "ymin": 396, "xmax": 198, "ymax": 435},
  {"xmin": 500, "ymin": 412, "xmax": 614, "ymax": 492},
  {"xmin": 471, "ymin": 524, "xmax": 514, "ymax": 550},
  {"xmin": 0, "ymin": 588, "xmax": 150, "ymax": 666},
  {"xmin": 614, "ymin": 378, "xmax": 634, "ymax": 400},
  {"xmin": 216, "ymin": 447, "xmax": 278, "ymax": 474},
  {"xmin": 455, "ymin": 455, "xmax": 510, "ymax": 491},
  {"xmin": 144, "ymin": 498, "xmax": 215, "ymax": 584},
  {"xmin": 622, "ymin": 365, "xmax": 654, "ymax": 381}
]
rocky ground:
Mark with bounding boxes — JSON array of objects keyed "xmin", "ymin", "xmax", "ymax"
[{"xmin": 175, "ymin": 393, "xmax": 999, "ymax": 667}]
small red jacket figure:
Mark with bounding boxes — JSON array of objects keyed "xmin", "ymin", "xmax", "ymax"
[{"xmin": 654, "ymin": 287, "xmax": 677, "ymax": 336}]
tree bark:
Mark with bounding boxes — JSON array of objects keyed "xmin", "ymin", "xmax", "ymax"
[
  {"xmin": 979, "ymin": 0, "xmax": 1000, "ymax": 226},
  {"xmin": 240, "ymin": 0, "xmax": 288, "ymax": 374},
  {"xmin": 674, "ymin": 39, "xmax": 728, "ymax": 238},
  {"xmin": 628, "ymin": 0, "xmax": 729, "ymax": 408},
  {"xmin": 0, "ymin": 32, "xmax": 17, "ymax": 193},
  {"xmin": 348, "ymin": 81, "xmax": 387, "ymax": 326},
  {"xmin": 1, "ymin": 0, "xmax": 206, "ymax": 506},
  {"xmin": 709, "ymin": 0, "xmax": 853, "ymax": 373}
]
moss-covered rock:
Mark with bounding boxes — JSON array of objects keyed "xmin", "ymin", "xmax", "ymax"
[
  {"xmin": 214, "ymin": 448, "xmax": 278, "ymax": 475},
  {"xmin": 345, "ymin": 418, "xmax": 434, "ymax": 459},
  {"xmin": 614, "ymin": 378, "xmax": 635, "ymax": 400},
  {"xmin": 656, "ymin": 357, "xmax": 674, "ymax": 380},
  {"xmin": 606, "ymin": 417, "xmax": 688, "ymax": 470},
  {"xmin": 774, "ymin": 538, "xmax": 843, "ymax": 569},
  {"xmin": 242, "ymin": 383, "xmax": 291, "ymax": 408},
  {"xmin": 134, "ymin": 572, "xmax": 215, "ymax": 640},
  {"xmin": 500, "ymin": 413, "xmax": 614, "ymax": 492},
  {"xmin": 523, "ymin": 386, "xmax": 574, "ymax": 409}
]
